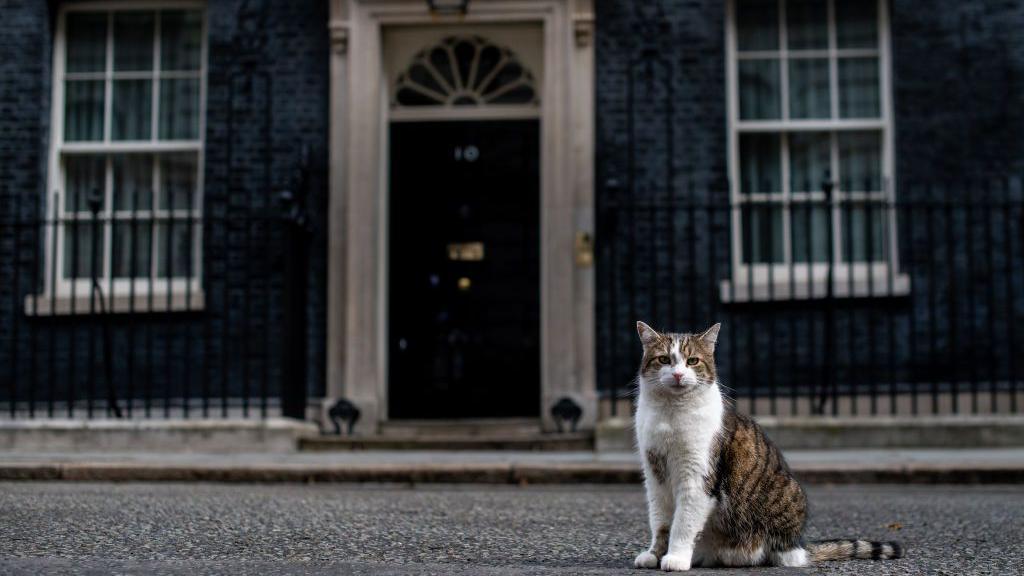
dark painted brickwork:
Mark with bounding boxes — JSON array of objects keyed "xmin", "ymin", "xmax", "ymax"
[
  {"xmin": 0, "ymin": 0, "xmax": 50, "ymax": 405},
  {"xmin": 203, "ymin": 0, "xmax": 330, "ymax": 404},
  {"xmin": 0, "ymin": 0, "xmax": 328, "ymax": 413},
  {"xmin": 594, "ymin": 0, "xmax": 1024, "ymax": 400},
  {"xmin": 595, "ymin": 0, "xmax": 728, "ymax": 203},
  {"xmin": 893, "ymin": 0, "xmax": 1024, "ymax": 181}
]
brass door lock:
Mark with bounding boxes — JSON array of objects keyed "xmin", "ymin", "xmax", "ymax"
[{"xmin": 575, "ymin": 231, "xmax": 594, "ymax": 268}]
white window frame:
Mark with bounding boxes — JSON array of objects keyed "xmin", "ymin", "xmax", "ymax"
[
  {"xmin": 384, "ymin": 27, "xmax": 545, "ymax": 123},
  {"xmin": 723, "ymin": 0, "xmax": 909, "ymax": 302},
  {"xmin": 30, "ymin": 0, "xmax": 208, "ymax": 315}
]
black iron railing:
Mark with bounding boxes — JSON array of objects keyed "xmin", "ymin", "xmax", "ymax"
[
  {"xmin": 1, "ymin": 155, "xmax": 312, "ymax": 420},
  {"xmin": 599, "ymin": 178, "xmax": 1024, "ymax": 417},
  {"xmin": 5, "ymin": 173, "xmax": 1022, "ymax": 419}
]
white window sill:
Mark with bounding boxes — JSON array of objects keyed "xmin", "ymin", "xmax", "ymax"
[
  {"xmin": 720, "ymin": 273, "xmax": 911, "ymax": 303},
  {"xmin": 23, "ymin": 291, "xmax": 205, "ymax": 316}
]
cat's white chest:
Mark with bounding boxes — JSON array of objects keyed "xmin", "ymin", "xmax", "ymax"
[
  {"xmin": 640, "ymin": 415, "xmax": 685, "ymax": 449},
  {"xmin": 636, "ymin": 388, "xmax": 724, "ymax": 481}
]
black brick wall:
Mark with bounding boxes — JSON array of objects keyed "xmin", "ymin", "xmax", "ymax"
[
  {"xmin": 892, "ymin": 0, "xmax": 1024, "ymax": 181},
  {"xmin": 0, "ymin": 0, "xmax": 51, "ymax": 406}
]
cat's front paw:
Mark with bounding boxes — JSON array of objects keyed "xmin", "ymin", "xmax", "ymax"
[
  {"xmin": 634, "ymin": 550, "xmax": 660, "ymax": 569},
  {"xmin": 659, "ymin": 553, "xmax": 692, "ymax": 572}
]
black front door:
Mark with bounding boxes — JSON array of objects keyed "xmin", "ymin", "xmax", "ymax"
[{"xmin": 388, "ymin": 120, "xmax": 540, "ymax": 419}]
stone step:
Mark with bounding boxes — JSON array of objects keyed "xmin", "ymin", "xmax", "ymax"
[
  {"xmin": 298, "ymin": 432, "xmax": 593, "ymax": 452},
  {"xmin": 379, "ymin": 418, "xmax": 544, "ymax": 438}
]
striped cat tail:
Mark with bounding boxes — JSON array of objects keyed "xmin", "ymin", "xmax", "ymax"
[{"xmin": 806, "ymin": 539, "xmax": 904, "ymax": 562}]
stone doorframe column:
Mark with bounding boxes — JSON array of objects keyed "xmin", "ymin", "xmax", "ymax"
[{"xmin": 325, "ymin": 0, "xmax": 596, "ymax": 434}]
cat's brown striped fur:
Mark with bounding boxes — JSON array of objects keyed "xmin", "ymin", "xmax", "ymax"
[{"xmin": 700, "ymin": 408, "xmax": 810, "ymax": 558}]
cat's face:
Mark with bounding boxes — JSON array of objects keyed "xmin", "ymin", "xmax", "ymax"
[{"xmin": 636, "ymin": 322, "xmax": 720, "ymax": 394}]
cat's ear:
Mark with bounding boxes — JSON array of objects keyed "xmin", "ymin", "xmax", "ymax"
[
  {"xmin": 698, "ymin": 323, "xmax": 721, "ymax": 351},
  {"xmin": 636, "ymin": 321, "xmax": 660, "ymax": 347}
]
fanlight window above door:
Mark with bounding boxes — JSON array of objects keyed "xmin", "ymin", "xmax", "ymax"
[{"xmin": 393, "ymin": 36, "xmax": 539, "ymax": 108}]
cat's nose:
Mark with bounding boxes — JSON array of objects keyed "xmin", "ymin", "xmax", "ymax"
[{"xmin": 672, "ymin": 372, "xmax": 684, "ymax": 383}]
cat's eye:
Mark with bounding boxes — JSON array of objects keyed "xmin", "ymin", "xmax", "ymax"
[
  {"xmin": 686, "ymin": 357, "xmax": 699, "ymax": 366},
  {"xmin": 657, "ymin": 355, "xmax": 670, "ymax": 365}
]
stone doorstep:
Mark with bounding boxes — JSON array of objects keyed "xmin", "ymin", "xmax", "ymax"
[
  {"xmin": 0, "ymin": 418, "xmax": 318, "ymax": 453},
  {"xmin": 298, "ymin": 433, "xmax": 594, "ymax": 452},
  {"xmin": 595, "ymin": 415, "xmax": 1024, "ymax": 452},
  {"xmin": 377, "ymin": 418, "xmax": 546, "ymax": 438}
]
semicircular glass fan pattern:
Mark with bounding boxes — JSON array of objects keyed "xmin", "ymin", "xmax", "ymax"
[{"xmin": 393, "ymin": 36, "xmax": 539, "ymax": 107}]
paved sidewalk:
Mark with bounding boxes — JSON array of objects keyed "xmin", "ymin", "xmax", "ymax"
[{"xmin": 2, "ymin": 448, "xmax": 1024, "ymax": 483}]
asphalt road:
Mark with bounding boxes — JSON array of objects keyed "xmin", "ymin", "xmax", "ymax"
[{"xmin": 0, "ymin": 482, "xmax": 1020, "ymax": 575}]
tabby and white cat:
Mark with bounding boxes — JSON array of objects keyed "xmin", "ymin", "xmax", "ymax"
[{"xmin": 632, "ymin": 321, "xmax": 903, "ymax": 571}]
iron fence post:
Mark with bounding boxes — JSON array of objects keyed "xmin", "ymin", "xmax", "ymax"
[
  {"xmin": 279, "ymin": 146, "xmax": 312, "ymax": 420},
  {"xmin": 821, "ymin": 174, "xmax": 836, "ymax": 415},
  {"xmin": 87, "ymin": 190, "xmax": 121, "ymax": 418}
]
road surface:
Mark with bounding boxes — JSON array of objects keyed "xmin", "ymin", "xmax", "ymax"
[{"xmin": 1, "ymin": 482, "xmax": 1020, "ymax": 575}]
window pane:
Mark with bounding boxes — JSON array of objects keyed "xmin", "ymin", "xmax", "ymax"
[
  {"xmin": 161, "ymin": 10, "xmax": 202, "ymax": 71},
  {"xmin": 791, "ymin": 202, "xmax": 830, "ymax": 263},
  {"xmin": 62, "ymin": 222, "xmax": 103, "ymax": 280},
  {"xmin": 788, "ymin": 58, "xmax": 830, "ymax": 119},
  {"xmin": 65, "ymin": 155, "xmax": 105, "ymax": 213},
  {"xmin": 739, "ymin": 133, "xmax": 781, "ymax": 194},
  {"xmin": 64, "ymin": 80, "xmax": 105, "ymax": 142},
  {"xmin": 159, "ymin": 78, "xmax": 200, "ymax": 139},
  {"xmin": 736, "ymin": 0, "xmax": 778, "ymax": 51},
  {"xmin": 838, "ymin": 57, "xmax": 880, "ymax": 118},
  {"xmin": 741, "ymin": 204, "xmax": 784, "ymax": 264},
  {"xmin": 789, "ymin": 132, "xmax": 831, "ymax": 193},
  {"xmin": 112, "ymin": 80, "xmax": 152, "ymax": 140},
  {"xmin": 155, "ymin": 221, "xmax": 195, "ymax": 278},
  {"xmin": 113, "ymin": 155, "xmax": 153, "ymax": 211},
  {"xmin": 786, "ymin": 0, "xmax": 828, "ymax": 50},
  {"xmin": 112, "ymin": 222, "xmax": 152, "ymax": 278},
  {"xmin": 836, "ymin": 0, "xmax": 878, "ymax": 49},
  {"xmin": 842, "ymin": 202, "xmax": 885, "ymax": 262},
  {"xmin": 66, "ymin": 12, "xmax": 107, "ymax": 73},
  {"xmin": 113, "ymin": 12, "xmax": 154, "ymax": 71},
  {"xmin": 159, "ymin": 153, "xmax": 198, "ymax": 210},
  {"xmin": 739, "ymin": 60, "xmax": 781, "ymax": 120},
  {"xmin": 838, "ymin": 131, "xmax": 882, "ymax": 191}
]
